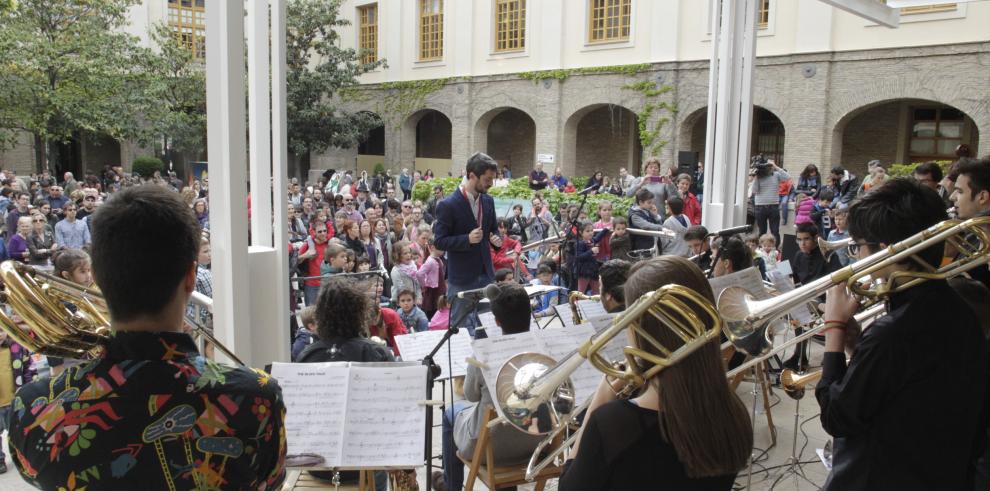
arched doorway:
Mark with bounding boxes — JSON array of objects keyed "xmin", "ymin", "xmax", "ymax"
[
  {"xmin": 356, "ymin": 112, "xmax": 385, "ymax": 175},
  {"xmin": 835, "ymin": 99, "xmax": 979, "ymax": 175},
  {"xmin": 563, "ymin": 104, "xmax": 642, "ymax": 179},
  {"xmin": 680, "ymin": 106, "xmax": 786, "ymax": 166},
  {"xmin": 401, "ymin": 109, "xmax": 453, "ymax": 177},
  {"xmin": 483, "ymin": 108, "xmax": 535, "ymax": 176}
]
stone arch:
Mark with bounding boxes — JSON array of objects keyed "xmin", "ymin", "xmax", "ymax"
[
  {"xmin": 400, "ymin": 108, "xmax": 453, "ymax": 178},
  {"xmin": 831, "ymin": 98, "xmax": 980, "ymax": 175},
  {"xmin": 561, "ymin": 103, "xmax": 642, "ymax": 180},
  {"xmin": 472, "ymin": 107, "xmax": 536, "ymax": 176},
  {"xmin": 674, "ymin": 105, "xmax": 787, "ymax": 168},
  {"xmin": 356, "ymin": 111, "xmax": 386, "ymax": 175}
]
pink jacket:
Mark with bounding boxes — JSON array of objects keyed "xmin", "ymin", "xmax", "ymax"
[
  {"xmin": 429, "ymin": 308, "xmax": 450, "ymax": 331},
  {"xmin": 794, "ymin": 196, "xmax": 814, "ymax": 224}
]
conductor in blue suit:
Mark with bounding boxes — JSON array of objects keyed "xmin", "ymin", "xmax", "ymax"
[{"xmin": 433, "ymin": 152, "xmax": 501, "ymax": 336}]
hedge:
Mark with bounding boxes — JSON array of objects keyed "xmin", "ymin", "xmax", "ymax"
[
  {"xmin": 886, "ymin": 160, "xmax": 953, "ymax": 179},
  {"xmin": 132, "ymin": 156, "xmax": 164, "ymax": 179}
]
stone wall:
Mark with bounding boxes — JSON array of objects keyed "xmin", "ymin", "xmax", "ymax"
[
  {"xmin": 485, "ymin": 108, "xmax": 535, "ymax": 172},
  {"xmin": 840, "ymin": 102, "xmax": 903, "ymax": 174}
]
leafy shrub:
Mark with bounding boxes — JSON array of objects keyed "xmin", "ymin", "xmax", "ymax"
[
  {"xmin": 886, "ymin": 160, "xmax": 953, "ymax": 179},
  {"xmin": 413, "ymin": 176, "xmax": 633, "ymax": 221},
  {"xmin": 132, "ymin": 156, "xmax": 164, "ymax": 179},
  {"xmin": 373, "ymin": 163, "xmax": 386, "ymax": 176}
]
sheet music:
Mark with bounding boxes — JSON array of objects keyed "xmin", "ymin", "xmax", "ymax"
[
  {"xmin": 271, "ymin": 362, "xmax": 350, "ymax": 467},
  {"xmin": 471, "ymin": 332, "xmax": 538, "ymax": 417},
  {"xmin": 535, "ymin": 326, "xmax": 602, "ymax": 403},
  {"xmin": 553, "ymin": 304, "xmax": 575, "ymax": 328},
  {"xmin": 708, "ymin": 267, "xmax": 770, "ymax": 301},
  {"xmin": 341, "ymin": 363, "xmax": 426, "ymax": 467},
  {"xmin": 776, "ymin": 259, "xmax": 793, "ymax": 277},
  {"xmin": 271, "ymin": 361, "xmax": 427, "ymax": 468},
  {"xmin": 576, "ymin": 299, "xmax": 608, "ymax": 322},
  {"xmin": 478, "ymin": 312, "xmax": 503, "ymax": 337},
  {"xmin": 394, "ymin": 330, "xmax": 472, "ymax": 378},
  {"xmin": 588, "ymin": 314, "xmax": 625, "ymax": 363},
  {"xmin": 768, "ymin": 271, "xmax": 815, "ymax": 325}
]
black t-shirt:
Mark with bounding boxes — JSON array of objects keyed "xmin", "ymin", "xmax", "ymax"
[{"xmin": 559, "ymin": 400, "xmax": 737, "ymax": 491}]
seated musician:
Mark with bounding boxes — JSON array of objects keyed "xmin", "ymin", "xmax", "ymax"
[
  {"xmin": 684, "ymin": 225, "xmax": 713, "ymax": 272},
  {"xmin": 8, "ymin": 186, "xmax": 286, "ymax": 489},
  {"xmin": 559, "ymin": 256, "xmax": 752, "ymax": 490},
  {"xmin": 818, "ymin": 179, "xmax": 987, "ymax": 490},
  {"xmin": 598, "ymin": 259, "xmax": 631, "ymax": 313},
  {"xmin": 296, "ymin": 278, "xmax": 392, "ymax": 491},
  {"xmin": 711, "ymin": 235, "xmax": 752, "ymax": 277},
  {"xmin": 433, "ymin": 283, "xmax": 543, "ymax": 491}
]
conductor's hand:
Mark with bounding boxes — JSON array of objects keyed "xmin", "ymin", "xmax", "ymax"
[
  {"xmin": 489, "ymin": 234, "xmax": 502, "ymax": 248},
  {"xmin": 468, "ymin": 227, "xmax": 483, "ymax": 244}
]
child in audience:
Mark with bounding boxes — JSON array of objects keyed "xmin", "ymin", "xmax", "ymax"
[
  {"xmin": 390, "ymin": 240, "xmax": 423, "ymax": 304},
  {"xmin": 291, "ymin": 306, "xmax": 318, "ymax": 361},
  {"xmin": 368, "ymin": 303, "xmax": 407, "ymax": 357},
  {"xmin": 756, "ymin": 233, "xmax": 781, "ymax": 271},
  {"xmin": 420, "ymin": 239, "xmax": 446, "ymax": 319},
  {"xmin": 428, "ymin": 295, "xmax": 451, "ymax": 331},
  {"xmin": 827, "ymin": 208, "xmax": 851, "ymax": 266},
  {"xmin": 608, "ymin": 216, "xmax": 631, "ymax": 262},
  {"xmin": 531, "ymin": 265, "xmax": 563, "ymax": 318},
  {"xmin": 810, "ymin": 189, "xmax": 835, "ymax": 237},
  {"xmin": 495, "ymin": 268, "xmax": 515, "ymax": 284},
  {"xmin": 793, "ymin": 192, "xmax": 813, "ymax": 225},
  {"xmin": 574, "ymin": 222, "xmax": 601, "ymax": 294},
  {"xmin": 320, "ymin": 243, "xmax": 348, "ymax": 287},
  {"xmin": 397, "ymin": 289, "xmax": 429, "ymax": 332}
]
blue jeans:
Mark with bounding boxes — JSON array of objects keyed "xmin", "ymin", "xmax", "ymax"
[
  {"xmin": 303, "ymin": 284, "xmax": 321, "ymax": 306},
  {"xmin": 442, "ymin": 401, "xmax": 471, "ymax": 491},
  {"xmin": 447, "ymin": 276, "xmax": 491, "ymax": 338},
  {"xmin": 779, "ymin": 194, "xmax": 791, "ymax": 225}
]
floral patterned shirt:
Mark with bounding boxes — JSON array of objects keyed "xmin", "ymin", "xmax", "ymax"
[{"xmin": 8, "ymin": 331, "xmax": 286, "ymax": 490}]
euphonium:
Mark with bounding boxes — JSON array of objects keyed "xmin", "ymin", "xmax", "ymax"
[
  {"xmin": 494, "ymin": 285, "xmax": 723, "ymax": 480},
  {"xmin": 718, "ymin": 217, "xmax": 990, "ymax": 357},
  {"xmin": 568, "ymin": 291, "xmax": 601, "ymax": 324},
  {"xmin": 0, "ymin": 261, "xmax": 243, "ymax": 365}
]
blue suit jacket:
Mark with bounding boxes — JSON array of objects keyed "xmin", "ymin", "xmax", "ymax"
[{"xmin": 432, "ymin": 189, "xmax": 498, "ymax": 285}]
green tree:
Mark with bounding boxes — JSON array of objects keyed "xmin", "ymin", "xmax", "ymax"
[
  {"xmin": 286, "ymin": 0, "xmax": 386, "ymax": 176},
  {"xmin": 142, "ymin": 24, "xmax": 207, "ymax": 162},
  {"xmin": 0, "ymin": 0, "xmax": 154, "ymax": 171}
]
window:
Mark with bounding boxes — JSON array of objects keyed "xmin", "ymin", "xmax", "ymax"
[
  {"xmin": 419, "ymin": 0, "xmax": 444, "ymax": 61},
  {"xmin": 494, "ymin": 0, "xmax": 526, "ymax": 52},
  {"xmin": 168, "ymin": 0, "xmax": 206, "ymax": 60},
  {"xmin": 358, "ymin": 4, "xmax": 378, "ymax": 64},
  {"xmin": 909, "ymin": 107, "xmax": 966, "ymax": 160},
  {"xmin": 588, "ymin": 0, "xmax": 631, "ymax": 43},
  {"xmin": 757, "ymin": 0, "xmax": 770, "ymax": 29}
]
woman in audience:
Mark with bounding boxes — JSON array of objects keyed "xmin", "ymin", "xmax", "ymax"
[{"xmin": 27, "ymin": 212, "xmax": 56, "ymax": 267}]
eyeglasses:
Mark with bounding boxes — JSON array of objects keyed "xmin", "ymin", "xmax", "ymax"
[
  {"xmin": 32, "ymin": 219, "xmax": 44, "ymax": 223},
  {"xmin": 402, "ymin": 205, "xmax": 411, "ymax": 209},
  {"xmin": 847, "ymin": 241, "xmax": 878, "ymax": 256}
]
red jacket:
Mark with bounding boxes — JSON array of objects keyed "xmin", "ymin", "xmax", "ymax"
[
  {"xmin": 298, "ymin": 240, "xmax": 328, "ymax": 287},
  {"xmin": 370, "ymin": 307, "xmax": 408, "ymax": 357},
  {"xmin": 490, "ymin": 236, "xmax": 521, "ymax": 271},
  {"xmin": 683, "ymin": 193, "xmax": 702, "ymax": 225}
]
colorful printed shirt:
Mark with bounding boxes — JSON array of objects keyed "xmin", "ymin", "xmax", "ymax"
[{"xmin": 8, "ymin": 331, "xmax": 286, "ymax": 490}]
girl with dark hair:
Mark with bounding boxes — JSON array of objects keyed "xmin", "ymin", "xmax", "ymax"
[
  {"xmin": 796, "ymin": 164, "xmax": 821, "ymax": 197},
  {"xmin": 560, "ymin": 257, "xmax": 752, "ymax": 490}
]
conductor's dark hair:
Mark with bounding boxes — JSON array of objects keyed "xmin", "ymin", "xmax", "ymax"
[
  {"xmin": 489, "ymin": 283, "xmax": 531, "ymax": 335},
  {"xmin": 465, "ymin": 152, "xmax": 498, "ymax": 180},
  {"xmin": 599, "ymin": 259, "xmax": 631, "ymax": 309},
  {"xmin": 315, "ymin": 277, "xmax": 370, "ymax": 340},
  {"xmin": 716, "ymin": 236, "xmax": 752, "ymax": 273},
  {"xmin": 848, "ymin": 178, "xmax": 947, "ymax": 270},
  {"xmin": 91, "ymin": 186, "xmax": 200, "ymax": 322},
  {"xmin": 913, "ymin": 161, "xmax": 943, "ymax": 183}
]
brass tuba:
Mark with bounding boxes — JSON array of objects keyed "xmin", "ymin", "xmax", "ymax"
[
  {"xmin": 0, "ymin": 261, "xmax": 242, "ymax": 365},
  {"xmin": 494, "ymin": 285, "xmax": 723, "ymax": 480}
]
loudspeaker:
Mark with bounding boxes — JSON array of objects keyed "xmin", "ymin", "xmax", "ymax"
[{"xmin": 678, "ymin": 151, "xmax": 699, "ymax": 176}]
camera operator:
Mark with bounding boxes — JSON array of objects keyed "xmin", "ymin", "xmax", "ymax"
[{"xmin": 750, "ymin": 156, "xmax": 789, "ymax": 244}]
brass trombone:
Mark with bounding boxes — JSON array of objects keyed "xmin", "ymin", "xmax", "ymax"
[
  {"xmin": 0, "ymin": 261, "xmax": 243, "ymax": 366},
  {"xmin": 493, "ymin": 285, "xmax": 723, "ymax": 480},
  {"xmin": 818, "ymin": 236, "xmax": 853, "ymax": 261},
  {"xmin": 719, "ymin": 217, "xmax": 990, "ymax": 359}
]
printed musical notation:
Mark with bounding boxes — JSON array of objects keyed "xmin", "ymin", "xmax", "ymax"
[
  {"xmin": 477, "ymin": 312, "xmax": 503, "ymax": 337},
  {"xmin": 576, "ymin": 299, "xmax": 608, "ymax": 322},
  {"xmin": 553, "ymin": 304, "xmax": 576, "ymax": 327},
  {"xmin": 271, "ymin": 362, "xmax": 427, "ymax": 468},
  {"xmin": 394, "ymin": 330, "xmax": 473, "ymax": 379},
  {"xmin": 707, "ymin": 266, "xmax": 769, "ymax": 302}
]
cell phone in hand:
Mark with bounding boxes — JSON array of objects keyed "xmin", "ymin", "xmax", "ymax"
[{"xmin": 649, "ymin": 176, "xmax": 661, "ymax": 183}]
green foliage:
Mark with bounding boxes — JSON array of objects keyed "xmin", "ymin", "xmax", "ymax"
[
  {"xmin": 142, "ymin": 24, "xmax": 206, "ymax": 159},
  {"xmin": 343, "ymin": 77, "xmax": 463, "ymax": 129},
  {"xmin": 373, "ymin": 162, "xmax": 386, "ymax": 176},
  {"xmin": 132, "ymin": 156, "xmax": 164, "ymax": 178},
  {"xmin": 518, "ymin": 64, "xmax": 652, "ymax": 84},
  {"xmin": 887, "ymin": 160, "xmax": 953, "ymax": 178},
  {"xmin": 286, "ymin": 0, "xmax": 388, "ymax": 158},
  {"xmin": 413, "ymin": 177, "xmax": 633, "ymax": 222},
  {"xmin": 623, "ymin": 81, "xmax": 676, "ymax": 156},
  {"xmin": 0, "ymin": 0, "xmax": 157, "ymax": 170}
]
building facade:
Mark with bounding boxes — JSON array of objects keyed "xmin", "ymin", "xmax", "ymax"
[{"xmin": 322, "ymin": 0, "xmax": 990, "ymax": 180}]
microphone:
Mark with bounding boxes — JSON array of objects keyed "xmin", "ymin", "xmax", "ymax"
[
  {"xmin": 712, "ymin": 225, "xmax": 752, "ymax": 237},
  {"xmin": 457, "ymin": 283, "xmax": 501, "ymax": 300}
]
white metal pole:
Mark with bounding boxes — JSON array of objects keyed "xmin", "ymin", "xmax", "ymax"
[
  {"xmin": 206, "ymin": 0, "xmax": 252, "ymax": 365},
  {"xmin": 270, "ymin": 0, "xmax": 291, "ymax": 361},
  {"xmin": 248, "ymin": 0, "xmax": 273, "ymax": 247}
]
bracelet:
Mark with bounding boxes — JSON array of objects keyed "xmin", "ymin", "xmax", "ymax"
[{"xmin": 823, "ymin": 319, "xmax": 848, "ymax": 326}]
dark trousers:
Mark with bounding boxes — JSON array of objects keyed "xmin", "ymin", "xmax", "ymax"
[{"xmin": 755, "ymin": 204, "xmax": 781, "ymax": 244}]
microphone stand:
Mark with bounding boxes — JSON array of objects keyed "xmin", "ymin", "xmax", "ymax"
[
  {"xmin": 565, "ymin": 188, "xmax": 593, "ymax": 291},
  {"xmin": 422, "ymin": 296, "xmax": 480, "ymax": 491}
]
